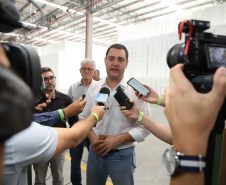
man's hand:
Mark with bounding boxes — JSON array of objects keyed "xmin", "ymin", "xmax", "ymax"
[
  {"xmin": 89, "ymin": 131, "xmax": 100, "ymax": 157},
  {"xmin": 164, "ymin": 64, "xmax": 226, "ymax": 156},
  {"xmin": 65, "ymin": 97, "xmax": 87, "ymax": 117},
  {"xmin": 119, "ymin": 100, "xmax": 140, "ymax": 121},
  {"xmin": 92, "ymin": 135, "xmax": 121, "ymax": 156},
  {"xmin": 35, "ymin": 94, "xmax": 51, "ymax": 111},
  {"xmin": 135, "ymin": 84, "xmax": 165, "ymax": 106}
]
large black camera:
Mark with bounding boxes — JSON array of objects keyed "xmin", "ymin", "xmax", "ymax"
[
  {"xmin": 167, "ymin": 19, "xmax": 226, "ymax": 185},
  {"xmin": 167, "ymin": 19, "xmax": 226, "ymax": 92},
  {"xmin": 0, "ymin": 0, "xmax": 42, "ymax": 142}
]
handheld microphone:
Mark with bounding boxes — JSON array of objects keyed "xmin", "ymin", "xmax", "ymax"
[{"xmin": 95, "ymin": 87, "xmax": 110, "ymax": 106}]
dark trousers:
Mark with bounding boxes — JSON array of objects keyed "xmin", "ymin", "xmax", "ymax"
[{"xmin": 70, "ymin": 137, "xmax": 90, "ymax": 185}]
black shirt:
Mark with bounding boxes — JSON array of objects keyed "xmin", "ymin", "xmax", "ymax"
[{"xmin": 40, "ymin": 90, "xmax": 78, "ymax": 128}]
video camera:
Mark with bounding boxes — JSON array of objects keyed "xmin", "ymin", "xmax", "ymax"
[
  {"xmin": 0, "ymin": 0, "xmax": 42, "ymax": 142},
  {"xmin": 167, "ymin": 19, "xmax": 226, "ymax": 93},
  {"xmin": 167, "ymin": 19, "xmax": 226, "ymax": 185}
]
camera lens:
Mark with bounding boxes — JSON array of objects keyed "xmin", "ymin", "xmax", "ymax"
[{"xmin": 166, "ymin": 43, "xmax": 185, "ymax": 68}]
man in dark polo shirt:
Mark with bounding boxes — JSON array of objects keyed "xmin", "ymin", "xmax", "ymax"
[{"xmin": 33, "ymin": 67, "xmax": 78, "ymax": 185}]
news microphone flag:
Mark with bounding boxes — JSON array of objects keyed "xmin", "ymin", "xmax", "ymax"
[{"xmin": 95, "ymin": 93, "xmax": 108, "ymax": 106}]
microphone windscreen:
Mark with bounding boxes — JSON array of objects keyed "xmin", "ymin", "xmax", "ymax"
[{"xmin": 99, "ymin": 87, "xmax": 110, "ymax": 96}]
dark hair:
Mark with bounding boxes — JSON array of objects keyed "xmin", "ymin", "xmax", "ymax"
[
  {"xmin": 106, "ymin": 44, "xmax": 129, "ymax": 60},
  {"xmin": 41, "ymin": 67, "xmax": 54, "ymax": 75}
]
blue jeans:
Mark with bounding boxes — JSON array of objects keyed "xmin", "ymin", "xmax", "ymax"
[
  {"xmin": 70, "ymin": 137, "xmax": 90, "ymax": 185},
  {"xmin": 87, "ymin": 146, "xmax": 136, "ymax": 185}
]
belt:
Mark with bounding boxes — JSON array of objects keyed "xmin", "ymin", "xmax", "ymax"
[
  {"xmin": 108, "ymin": 146, "xmax": 134, "ymax": 154},
  {"xmin": 108, "ymin": 149, "xmax": 121, "ymax": 153}
]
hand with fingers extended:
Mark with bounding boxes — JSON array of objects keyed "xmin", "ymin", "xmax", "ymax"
[
  {"xmin": 135, "ymin": 84, "xmax": 165, "ymax": 106},
  {"xmin": 165, "ymin": 64, "xmax": 226, "ymax": 156}
]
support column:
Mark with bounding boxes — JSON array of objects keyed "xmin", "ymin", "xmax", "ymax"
[{"xmin": 85, "ymin": 3, "xmax": 93, "ymax": 58}]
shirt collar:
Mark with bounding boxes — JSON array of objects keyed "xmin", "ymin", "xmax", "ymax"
[
  {"xmin": 101, "ymin": 77, "xmax": 128, "ymax": 90},
  {"xmin": 79, "ymin": 79, "xmax": 93, "ymax": 86}
]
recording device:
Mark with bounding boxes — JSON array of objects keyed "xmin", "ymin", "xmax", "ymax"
[
  {"xmin": 35, "ymin": 90, "xmax": 47, "ymax": 107},
  {"xmin": 114, "ymin": 86, "xmax": 134, "ymax": 110},
  {"xmin": 167, "ymin": 19, "xmax": 226, "ymax": 92},
  {"xmin": 0, "ymin": 0, "xmax": 42, "ymax": 142},
  {"xmin": 127, "ymin": 77, "xmax": 150, "ymax": 96},
  {"xmin": 167, "ymin": 19, "xmax": 226, "ymax": 185},
  {"xmin": 95, "ymin": 87, "xmax": 110, "ymax": 106},
  {"xmin": 82, "ymin": 94, "xmax": 86, "ymax": 100}
]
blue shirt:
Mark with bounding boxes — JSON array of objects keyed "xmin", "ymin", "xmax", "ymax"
[{"xmin": 33, "ymin": 110, "xmax": 61, "ymax": 127}]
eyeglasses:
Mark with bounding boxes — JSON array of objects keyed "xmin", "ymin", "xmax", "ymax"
[
  {"xmin": 81, "ymin": 67, "xmax": 93, "ymax": 72},
  {"xmin": 43, "ymin": 76, "xmax": 56, "ymax": 83}
]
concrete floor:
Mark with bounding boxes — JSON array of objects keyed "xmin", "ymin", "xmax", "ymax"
[{"xmin": 32, "ymin": 105, "xmax": 171, "ymax": 185}]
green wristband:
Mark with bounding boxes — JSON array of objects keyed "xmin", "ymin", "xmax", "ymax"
[
  {"xmin": 91, "ymin": 112, "xmax": 99, "ymax": 122},
  {"xmin": 58, "ymin": 109, "xmax": 65, "ymax": 120},
  {"xmin": 156, "ymin": 95, "xmax": 162, "ymax": 105},
  {"xmin": 137, "ymin": 112, "xmax": 144, "ymax": 123}
]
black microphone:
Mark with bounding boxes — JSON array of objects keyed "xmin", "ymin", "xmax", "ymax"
[{"xmin": 95, "ymin": 87, "xmax": 110, "ymax": 106}]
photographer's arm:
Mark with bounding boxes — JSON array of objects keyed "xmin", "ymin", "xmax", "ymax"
[{"xmin": 165, "ymin": 64, "xmax": 226, "ymax": 185}]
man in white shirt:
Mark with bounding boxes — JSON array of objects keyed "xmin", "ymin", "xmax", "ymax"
[
  {"xmin": 68, "ymin": 58, "xmax": 96, "ymax": 185},
  {"xmin": 79, "ymin": 44, "xmax": 151, "ymax": 185}
]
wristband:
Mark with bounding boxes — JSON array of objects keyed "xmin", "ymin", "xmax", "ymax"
[
  {"xmin": 137, "ymin": 112, "xmax": 144, "ymax": 123},
  {"xmin": 156, "ymin": 95, "xmax": 162, "ymax": 105},
  {"xmin": 58, "ymin": 109, "xmax": 65, "ymax": 120},
  {"xmin": 91, "ymin": 112, "xmax": 99, "ymax": 122}
]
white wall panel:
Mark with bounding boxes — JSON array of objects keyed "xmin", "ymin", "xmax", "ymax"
[
  {"xmin": 39, "ymin": 41, "xmax": 107, "ymax": 94},
  {"xmin": 118, "ymin": 3, "xmax": 226, "ymax": 96}
]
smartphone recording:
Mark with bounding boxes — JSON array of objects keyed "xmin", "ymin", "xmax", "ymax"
[{"xmin": 127, "ymin": 78, "xmax": 150, "ymax": 96}]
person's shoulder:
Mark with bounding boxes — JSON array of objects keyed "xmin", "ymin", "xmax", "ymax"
[
  {"xmin": 69, "ymin": 81, "xmax": 81, "ymax": 88},
  {"xmin": 56, "ymin": 90, "xmax": 72, "ymax": 100},
  {"xmin": 90, "ymin": 79, "xmax": 102, "ymax": 87}
]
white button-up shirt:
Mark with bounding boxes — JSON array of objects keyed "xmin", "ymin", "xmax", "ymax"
[{"xmin": 79, "ymin": 77, "xmax": 151, "ymax": 149}]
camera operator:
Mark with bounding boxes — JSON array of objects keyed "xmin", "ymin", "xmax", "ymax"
[
  {"xmin": 121, "ymin": 64, "xmax": 226, "ymax": 185},
  {"xmin": 0, "ymin": 43, "xmax": 11, "ymax": 183}
]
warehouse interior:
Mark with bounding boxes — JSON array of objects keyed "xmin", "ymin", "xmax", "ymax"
[{"xmin": 1, "ymin": 0, "xmax": 226, "ymax": 185}]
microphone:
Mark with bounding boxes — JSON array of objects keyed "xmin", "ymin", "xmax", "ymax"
[{"xmin": 95, "ymin": 87, "xmax": 110, "ymax": 106}]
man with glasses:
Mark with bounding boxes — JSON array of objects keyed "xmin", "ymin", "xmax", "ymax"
[
  {"xmin": 68, "ymin": 58, "xmax": 96, "ymax": 185},
  {"xmin": 33, "ymin": 67, "xmax": 78, "ymax": 185}
]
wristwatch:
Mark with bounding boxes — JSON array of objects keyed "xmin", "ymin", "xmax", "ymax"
[{"xmin": 162, "ymin": 147, "xmax": 206, "ymax": 176}]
